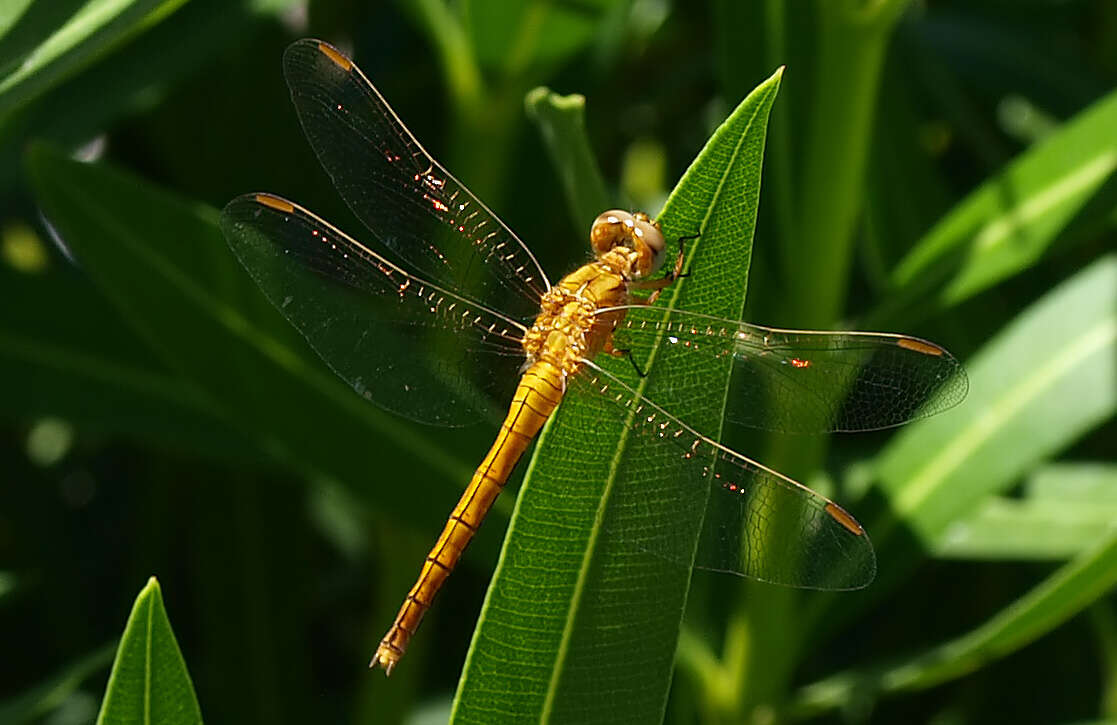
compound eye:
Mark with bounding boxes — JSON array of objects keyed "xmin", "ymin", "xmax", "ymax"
[
  {"xmin": 590, "ymin": 209, "xmax": 634, "ymax": 255},
  {"xmin": 633, "ymin": 217, "xmax": 666, "ymax": 275}
]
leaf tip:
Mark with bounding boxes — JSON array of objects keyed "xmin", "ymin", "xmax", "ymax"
[
  {"xmin": 525, "ymin": 86, "xmax": 587, "ymax": 118},
  {"xmin": 140, "ymin": 576, "xmax": 162, "ymax": 597},
  {"xmin": 525, "ymin": 86, "xmax": 551, "ymax": 114}
]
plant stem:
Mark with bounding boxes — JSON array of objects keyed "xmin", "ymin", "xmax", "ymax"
[
  {"xmin": 525, "ymin": 87, "xmax": 611, "ymax": 231},
  {"xmin": 764, "ymin": 0, "xmax": 797, "ymax": 258},
  {"xmin": 405, "ymin": 0, "xmax": 482, "ymax": 117},
  {"xmin": 726, "ymin": 1, "xmax": 911, "ymax": 719},
  {"xmin": 781, "ymin": 3, "xmax": 904, "ymax": 327}
]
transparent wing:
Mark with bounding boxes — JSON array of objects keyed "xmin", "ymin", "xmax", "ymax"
[
  {"xmin": 570, "ymin": 364, "xmax": 876, "ymax": 590},
  {"xmin": 608, "ymin": 306, "xmax": 968, "ymax": 434},
  {"xmin": 282, "ymin": 39, "xmax": 550, "ymax": 318},
  {"xmin": 221, "ymin": 193, "xmax": 527, "ymax": 426}
]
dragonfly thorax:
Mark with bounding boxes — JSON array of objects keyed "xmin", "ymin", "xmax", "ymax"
[{"xmin": 523, "ymin": 262, "xmax": 631, "ymax": 377}]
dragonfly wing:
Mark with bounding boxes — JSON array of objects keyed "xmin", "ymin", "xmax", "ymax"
[
  {"xmin": 569, "ymin": 363, "xmax": 876, "ymax": 590},
  {"xmin": 281, "ymin": 39, "xmax": 549, "ymax": 318},
  {"xmin": 221, "ymin": 193, "xmax": 527, "ymax": 426},
  {"xmin": 608, "ymin": 306, "xmax": 968, "ymax": 433}
]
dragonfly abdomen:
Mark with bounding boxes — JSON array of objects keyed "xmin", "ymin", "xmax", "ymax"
[{"xmin": 372, "ymin": 361, "xmax": 565, "ymax": 674}]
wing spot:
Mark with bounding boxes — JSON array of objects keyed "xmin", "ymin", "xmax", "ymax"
[
  {"xmin": 897, "ymin": 338, "xmax": 944, "ymax": 356},
  {"xmin": 825, "ymin": 502, "xmax": 865, "ymax": 535},
  {"xmin": 254, "ymin": 193, "xmax": 294, "ymax": 213},
  {"xmin": 316, "ymin": 42, "xmax": 353, "ymax": 71}
]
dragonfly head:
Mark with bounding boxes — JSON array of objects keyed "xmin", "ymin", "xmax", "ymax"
[{"xmin": 590, "ymin": 210, "xmax": 666, "ymax": 279}]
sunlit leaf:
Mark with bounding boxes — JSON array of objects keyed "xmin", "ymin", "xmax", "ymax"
[
  {"xmin": 0, "ymin": 0, "xmax": 188, "ymax": 115},
  {"xmin": 881, "ymin": 88, "xmax": 1117, "ymax": 322},
  {"xmin": 936, "ymin": 497, "xmax": 1117, "ymax": 561},
  {"xmin": 452, "ymin": 68, "xmax": 782, "ymax": 723},
  {"xmin": 937, "ymin": 463, "xmax": 1117, "ymax": 560},
  {"xmin": 873, "ymin": 255, "xmax": 1117, "ymax": 582},
  {"xmin": 1027, "ymin": 461, "xmax": 1117, "ymax": 503},
  {"xmin": 790, "ymin": 526, "xmax": 1117, "ymax": 718}
]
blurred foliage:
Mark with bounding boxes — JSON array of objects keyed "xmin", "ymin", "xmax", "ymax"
[{"xmin": 2, "ymin": 1, "xmax": 1116, "ymax": 724}]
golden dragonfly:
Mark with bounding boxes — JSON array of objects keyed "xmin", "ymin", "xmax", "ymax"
[{"xmin": 221, "ymin": 39, "xmax": 967, "ymax": 675}]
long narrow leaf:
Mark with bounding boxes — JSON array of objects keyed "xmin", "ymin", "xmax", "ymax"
[
  {"xmin": 0, "ymin": 0, "xmax": 187, "ymax": 115},
  {"xmin": 25, "ymin": 145, "xmax": 501, "ymax": 537},
  {"xmin": 935, "ymin": 497, "xmax": 1117, "ymax": 561},
  {"xmin": 869, "ymin": 255, "xmax": 1117, "ymax": 592},
  {"xmin": 0, "ymin": 262, "xmax": 253, "ymax": 460},
  {"xmin": 1027, "ymin": 462, "xmax": 1117, "ymax": 502},
  {"xmin": 789, "ymin": 527, "xmax": 1117, "ymax": 718},
  {"xmin": 937, "ymin": 463, "xmax": 1117, "ymax": 560},
  {"xmin": 452, "ymin": 68, "xmax": 782, "ymax": 724},
  {"xmin": 878, "ymin": 87, "xmax": 1117, "ymax": 323}
]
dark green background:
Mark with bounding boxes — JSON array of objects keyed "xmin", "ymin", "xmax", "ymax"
[{"xmin": 2, "ymin": 1, "xmax": 1116, "ymax": 723}]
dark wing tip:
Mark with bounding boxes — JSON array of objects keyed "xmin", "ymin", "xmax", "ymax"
[
  {"xmin": 284, "ymin": 38, "xmax": 353, "ymax": 78},
  {"xmin": 222, "ymin": 192, "xmax": 296, "ymax": 225}
]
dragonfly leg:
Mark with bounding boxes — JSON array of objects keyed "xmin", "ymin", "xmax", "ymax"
[
  {"xmin": 666, "ymin": 231, "xmax": 697, "ymax": 283},
  {"xmin": 604, "ymin": 339, "xmax": 647, "ymax": 378}
]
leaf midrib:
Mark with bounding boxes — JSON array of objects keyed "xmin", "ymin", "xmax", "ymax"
[
  {"xmin": 535, "ymin": 88, "xmax": 770, "ymax": 723},
  {"xmin": 144, "ymin": 594, "xmax": 153, "ymax": 725}
]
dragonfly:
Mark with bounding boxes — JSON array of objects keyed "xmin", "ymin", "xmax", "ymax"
[{"xmin": 221, "ymin": 39, "xmax": 968, "ymax": 675}]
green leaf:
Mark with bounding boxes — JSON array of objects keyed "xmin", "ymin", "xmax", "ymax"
[
  {"xmin": 24, "ymin": 144, "xmax": 506, "ymax": 539},
  {"xmin": 1091, "ymin": 603, "xmax": 1117, "ymax": 718},
  {"xmin": 935, "ymin": 496, "xmax": 1117, "ymax": 561},
  {"xmin": 1026, "ymin": 461, "xmax": 1117, "ymax": 503},
  {"xmin": 936, "ymin": 463, "xmax": 1117, "ymax": 560},
  {"xmin": 0, "ymin": 261, "xmax": 256, "ymax": 461},
  {"xmin": 451, "ymin": 68, "xmax": 782, "ymax": 723},
  {"xmin": 0, "ymin": 0, "xmax": 34, "ymax": 41},
  {"xmin": 0, "ymin": 0, "xmax": 188, "ymax": 116},
  {"xmin": 789, "ymin": 526, "xmax": 1117, "ymax": 718},
  {"xmin": 878, "ymin": 86, "xmax": 1117, "ymax": 323},
  {"xmin": 524, "ymin": 87, "xmax": 611, "ymax": 232},
  {"xmin": 872, "ymin": 255, "xmax": 1117, "ymax": 582},
  {"xmin": 97, "ymin": 577, "xmax": 202, "ymax": 725},
  {"xmin": 0, "ymin": 0, "xmax": 265, "ymax": 197}
]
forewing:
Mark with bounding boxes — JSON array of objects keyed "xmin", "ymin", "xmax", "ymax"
[
  {"xmin": 282, "ymin": 39, "xmax": 550, "ymax": 317},
  {"xmin": 570, "ymin": 364, "xmax": 876, "ymax": 590},
  {"xmin": 609, "ymin": 307, "xmax": 968, "ymax": 433},
  {"xmin": 221, "ymin": 193, "xmax": 526, "ymax": 426}
]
